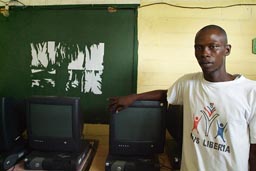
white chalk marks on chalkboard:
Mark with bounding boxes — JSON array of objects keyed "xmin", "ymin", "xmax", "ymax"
[{"xmin": 30, "ymin": 41, "xmax": 105, "ymax": 95}]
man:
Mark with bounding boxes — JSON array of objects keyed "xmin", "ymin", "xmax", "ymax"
[{"xmin": 109, "ymin": 25, "xmax": 256, "ymax": 171}]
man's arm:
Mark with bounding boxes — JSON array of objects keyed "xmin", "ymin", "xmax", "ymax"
[
  {"xmin": 108, "ymin": 90, "xmax": 167, "ymax": 112},
  {"xmin": 249, "ymin": 144, "xmax": 256, "ymax": 171}
]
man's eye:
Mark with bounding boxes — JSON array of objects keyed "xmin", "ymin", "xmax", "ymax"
[
  {"xmin": 209, "ymin": 45, "xmax": 215, "ymax": 49},
  {"xmin": 194, "ymin": 45, "xmax": 202, "ymax": 50},
  {"xmin": 209, "ymin": 45, "xmax": 220, "ymax": 50},
  {"xmin": 194, "ymin": 45, "xmax": 221, "ymax": 51}
]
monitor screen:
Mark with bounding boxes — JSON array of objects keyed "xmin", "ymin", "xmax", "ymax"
[
  {"xmin": 109, "ymin": 100, "xmax": 166, "ymax": 156},
  {"xmin": 27, "ymin": 96, "xmax": 83, "ymax": 152},
  {"xmin": 114, "ymin": 108, "xmax": 161, "ymax": 141},
  {"xmin": 30, "ymin": 104, "xmax": 72, "ymax": 138}
]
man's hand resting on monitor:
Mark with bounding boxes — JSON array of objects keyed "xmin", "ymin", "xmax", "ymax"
[
  {"xmin": 108, "ymin": 90, "xmax": 167, "ymax": 113},
  {"xmin": 108, "ymin": 94, "xmax": 137, "ymax": 113}
]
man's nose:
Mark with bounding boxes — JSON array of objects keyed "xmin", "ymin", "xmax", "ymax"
[{"xmin": 200, "ymin": 46, "xmax": 211, "ymax": 57}]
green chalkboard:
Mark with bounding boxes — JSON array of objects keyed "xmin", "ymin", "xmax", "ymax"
[{"xmin": 0, "ymin": 5, "xmax": 138, "ymax": 123}]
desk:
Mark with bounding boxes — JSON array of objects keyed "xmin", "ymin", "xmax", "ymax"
[
  {"xmin": 9, "ymin": 124, "xmax": 172, "ymax": 171},
  {"xmin": 87, "ymin": 134, "xmax": 172, "ymax": 171},
  {"xmin": 85, "ymin": 124, "xmax": 172, "ymax": 171}
]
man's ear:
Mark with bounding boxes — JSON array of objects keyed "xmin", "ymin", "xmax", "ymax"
[{"xmin": 225, "ymin": 44, "xmax": 231, "ymax": 56}]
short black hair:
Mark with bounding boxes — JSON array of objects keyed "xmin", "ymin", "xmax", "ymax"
[{"xmin": 196, "ymin": 25, "xmax": 228, "ymax": 44}]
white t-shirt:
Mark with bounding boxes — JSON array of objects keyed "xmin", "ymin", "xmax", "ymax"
[{"xmin": 167, "ymin": 72, "xmax": 256, "ymax": 171}]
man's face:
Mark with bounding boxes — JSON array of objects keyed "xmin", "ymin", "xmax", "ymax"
[{"xmin": 194, "ymin": 29, "xmax": 231, "ymax": 75}]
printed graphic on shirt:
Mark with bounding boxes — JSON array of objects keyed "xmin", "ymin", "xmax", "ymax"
[
  {"xmin": 191, "ymin": 103, "xmax": 230, "ymax": 153},
  {"xmin": 191, "ymin": 114, "xmax": 202, "ymax": 134},
  {"xmin": 30, "ymin": 41, "xmax": 104, "ymax": 95},
  {"xmin": 214, "ymin": 121, "xmax": 228, "ymax": 143}
]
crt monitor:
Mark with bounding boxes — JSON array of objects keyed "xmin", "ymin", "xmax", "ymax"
[
  {"xmin": 166, "ymin": 105, "xmax": 183, "ymax": 169},
  {"xmin": 26, "ymin": 96, "xmax": 83, "ymax": 152},
  {"xmin": 0, "ymin": 97, "xmax": 26, "ymax": 152},
  {"xmin": 166, "ymin": 105, "xmax": 183, "ymax": 149},
  {"xmin": 109, "ymin": 100, "xmax": 166, "ymax": 156}
]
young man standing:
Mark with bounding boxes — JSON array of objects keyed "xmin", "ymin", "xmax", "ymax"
[{"xmin": 109, "ymin": 25, "xmax": 256, "ymax": 171}]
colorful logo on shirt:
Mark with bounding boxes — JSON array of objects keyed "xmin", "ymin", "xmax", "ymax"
[{"xmin": 191, "ymin": 103, "xmax": 230, "ymax": 153}]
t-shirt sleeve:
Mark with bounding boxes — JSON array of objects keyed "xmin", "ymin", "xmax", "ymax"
[
  {"xmin": 167, "ymin": 76, "xmax": 184, "ymax": 105},
  {"xmin": 249, "ymin": 87, "xmax": 256, "ymax": 144},
  {"xmin": 249, "ymin": 105, "xmax": 256, "ymax": 144}
]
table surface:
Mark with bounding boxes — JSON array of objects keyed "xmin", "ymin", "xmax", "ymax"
[
  {"xmin": 9, "ymin": 129, "xmax": 173, "ymax": 171},
  {"xmin": 88, "ymin": 135, "xmax": 172, "ymax": 171}
]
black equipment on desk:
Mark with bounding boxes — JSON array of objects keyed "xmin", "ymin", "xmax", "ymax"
[
  {"xmin": 0, "ymin": 97, "xmax": 27, "ymax": 170},
  {"xmin": 166, "ymin": 105, "xmax": 183, "ymax": 170},
  {"xmin": 0, "ymin": 138, "xmax": 28, "ymax": 171},
  {"xmin": 24, "ymin": 140, "xmax": 90, "ymax": 170},
  {"xmin": 0, "ymin": 97, "xmax": 26, "ymax": 152},
  {"xmin": 26, "ymin": 96, "xmax": 83, "ymax": 152},
  {"xmin": 107, "ymin": 100, "xmax": 166, "ymax": 171},
  {"xmin": 105, "ymin": 154, "xmax": 160, "ymax": 171},
  {"xmin": 109, "ymin": 100, "xmax": 166, "ymax": 156}
]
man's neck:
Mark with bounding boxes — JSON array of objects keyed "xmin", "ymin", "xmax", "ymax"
[{"xmin": 203, "ymin": 72, "xmax": 235, "ymax": 82}]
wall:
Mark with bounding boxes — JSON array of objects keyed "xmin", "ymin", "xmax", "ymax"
[
  {"xmin": 138, "ymin": 0, "xmax": 256, "ymax": 92},
  {"xmin": 2, "ymin": 0, "xmax": 140, "ymax": 5},
  {"xmin": 3, "ymin": 0, "xmax": 256, "ymax": 95},
  {"xmin": 2, "ymin": 0, "xmax": 256, "ymax": 136}
]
